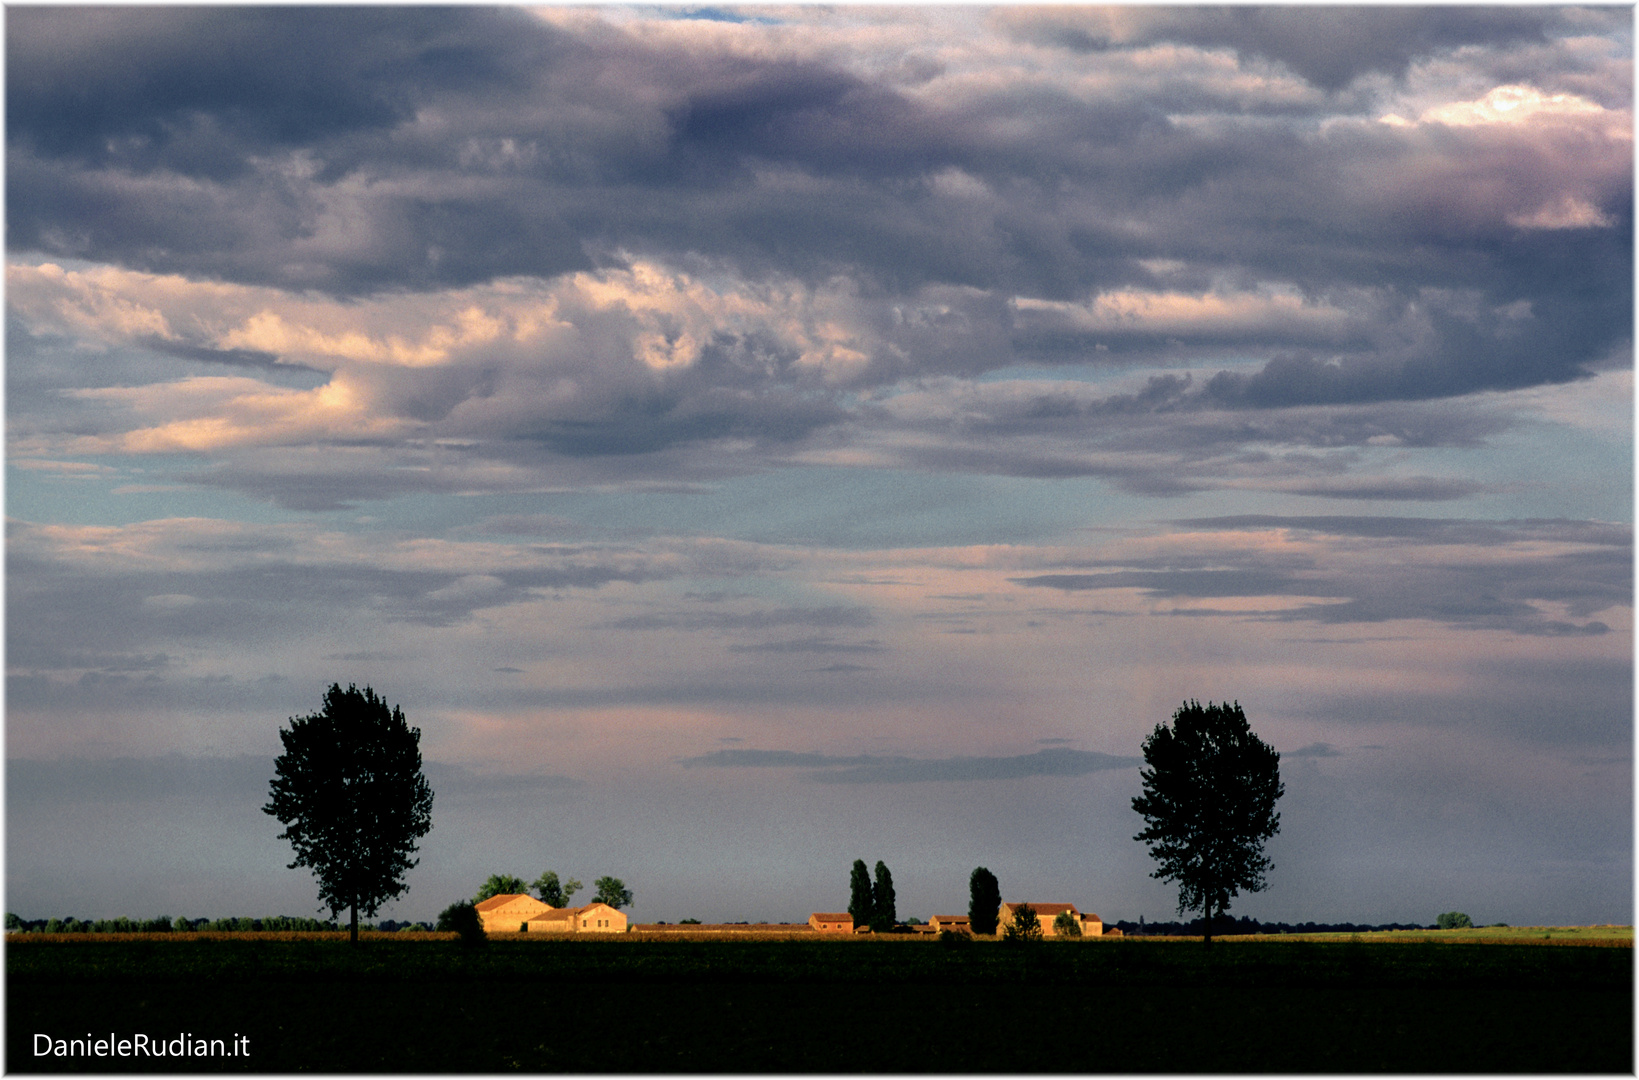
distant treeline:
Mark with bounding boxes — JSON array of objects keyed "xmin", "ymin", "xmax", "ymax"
[
  {"xmin": 1115, "ymin": 915, "xmax": 1435, "ymax": 936},
  {"xmin": 5, "ymin": 914, "xmax": 435, "ymax": 934}
]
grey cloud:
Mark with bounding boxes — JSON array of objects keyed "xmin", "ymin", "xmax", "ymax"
[
  {"xmin": 2, "ymin": 8, "xmax": 1628, "ymax": 516},
  {"xmin": 10, "ymin": 8, "xmax": 1625, "ymax": 394},
  {"xmin": 1170, "ymin": 516, "xmax": 1632, "ymax": 548},
  {"xmin": 1004, "ymin": 8, "xmax": 1562, "ymax": 91},
  {"xmin": 605, "ymin": 605, "xmax": 874, "ymax": 632},
  {"xmin": 1012, "ymin": 516, "xmax": 1630, "ymax": 637},
  {"xmin": 726, "ymin": 637, "xmax": 885, "ymax": 655},
  {"xmin": 1013, "ymin": 569, "xmax": 1338, "ymax": 600},
  {"xmin": 1287, "ymin": 742, "xmax": 1344, "ymax": 758},
  {"xmin": 678, "ymin": 746, "xmax": 1141, "ymax": 783},
  {"xmin": 1274, "ymin": 477, "xmax": 1487, "ymax": 502}
]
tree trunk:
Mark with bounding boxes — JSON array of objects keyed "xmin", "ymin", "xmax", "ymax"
[
  {"xmin": 1203, "ymin": 899, "xmax": 1213, "ymax": 946},
  {"xmin": 350, "ymin": 902, "xmax": 358, "ymax": 944}
]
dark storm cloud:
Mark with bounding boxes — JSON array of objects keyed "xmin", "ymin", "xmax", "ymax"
[
  {"xmin": 678, "ymin": 746, "xmax": 1140, "ymax": 782},
  {"xmin": 9, "ymin": 6, "xmax": 1628, "ymax": 418}
]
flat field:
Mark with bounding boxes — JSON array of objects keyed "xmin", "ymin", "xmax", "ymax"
[{"xmin": 7, "ymin": 933, "xmax": 1631, "ymax": 1072}]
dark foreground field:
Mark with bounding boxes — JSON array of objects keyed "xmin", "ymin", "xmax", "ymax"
[{"xmin": 8, "ymin": 935, "xmax": 1632, "ymax": 1072}]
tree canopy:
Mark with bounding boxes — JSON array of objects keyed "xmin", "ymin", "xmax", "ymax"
[
  {"xmin": 473, "ymin": 874, "xmax": 529, "ymax": 903},
  {"xmin": 264, "ymin": 683, "xmax": 434, "ymax": 943},
  {"xmin": 1132, "ymin": 700, "xmax": 1283, "ymax": 945},
  {"xmin": 534, "ymin": 871, "xmax": 582, "ymax": 908},
  {"xmin": 968, "ymin": 867, "xmax": 1000, "ymax": 936},
  {"xmin": 592, "ymin": 876, "xmax": 632, "ymax": 910}
]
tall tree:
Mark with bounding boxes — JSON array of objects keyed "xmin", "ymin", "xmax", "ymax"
[
  {"xmin": 848, "ymin": 859, "xmax": 874, "ymax": 929},
  {"xmin": 473, "ymin": 874, "xmax": 529, "ymax": 903},
  {"xmin": 1132, "ymin": 700, "xmax": 1283, "ymax": 945},
  {"xmin": 264, "ymin": 683, "xmax": 434, "ymax": 943},
  {"xmin": 968, "ymin": 867, "xmax": 1001, "ymax": 935},
  {"xmin": 871, "ymin": 861, "xmax": 897, "ymax": 931},
  {"xmin": 592, "ymin": 876, "xmax": 633, "ymax": 909},
  {"xmin": 533, "ymin": 871, "xmax": 582, "ymax": 908}
]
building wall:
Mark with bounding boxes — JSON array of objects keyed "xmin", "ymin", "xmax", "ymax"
[
  {"xmin": 576, "ymin": 904, "xmax": 627, "ymax": 933},
  {"xmin": 477, "ymin": 895, "xmax": 550, "ymax": 933},
  {"xmin": 809, "ymin": 914, "xmax": 853, "ymax": 932},
  {"xmin": 1000, "ymin": 904, "xmax": 1088, "ymax": 937}
]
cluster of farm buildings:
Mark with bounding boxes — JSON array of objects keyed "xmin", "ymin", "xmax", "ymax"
[{"xmin": 475, "ymin": 894, "xmax": 1113, "ymax": 937}]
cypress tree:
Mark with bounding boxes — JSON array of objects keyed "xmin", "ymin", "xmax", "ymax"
[
  {"xmin": 848, "ymin": 859, "xmax": 874, "ymax": 929},
  {"xmin": 871, "ymin": 861, "xmax": 897, "ymax": 931},
  {"xmin": 969, "ymin": 866, "xmax": 1001, "ymax": 935}
]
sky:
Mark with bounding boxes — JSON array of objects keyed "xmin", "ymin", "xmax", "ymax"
[{"xmin": 5, "ymin": 5, "xmax": 1632, "ymax": 929}]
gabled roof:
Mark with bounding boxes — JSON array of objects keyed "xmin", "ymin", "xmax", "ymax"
[
  {"xmin": 1002, "ymin": 902, "xmax": 1081, "ymax": 917},
  {"xmin": 810, "ymin": 913, "xmax": 852, "ymax": 922},
  {"xmin": 475, "ymin": 893, "xmax": 546, "ymax": 911},
  {"xmin": 931, "ymin": 915, "xmax": 970, "ymax": 922},
  {"xmin": 528, "ymin": 902, "xmax": 621, "ymax": 922}
]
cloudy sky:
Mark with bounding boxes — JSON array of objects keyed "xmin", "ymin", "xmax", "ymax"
[{"xmin": 6, "ymin": 5, "xmax": 1631, "ymax": 928}]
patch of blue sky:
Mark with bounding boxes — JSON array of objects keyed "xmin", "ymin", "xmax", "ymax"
[
  {"xmin": 5, "ymin": 456, "xmax": 297, "ymax": 528},
  {"xmin": 1398, "ymin": 418, "xmax": 1630, "ymax": 522}
]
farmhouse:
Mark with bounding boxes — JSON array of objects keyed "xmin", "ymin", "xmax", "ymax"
[
  {"xmin": 526, "ymin": 902, "xmax": 628, "ymax": 934},
  {"xmin": 928, "ymin": 915, "xmax": 971, "ymax": 934},
  {"xmin": 809, "ymin": 913, "xmax": 853, "ymax": 933},
  {"xmin": 474, "ymin": 893, "xmax": 551, "ymax": 933},
  {"xmin": 998, "ymin": 902, "xmax": 1103, "ymax": 937}
]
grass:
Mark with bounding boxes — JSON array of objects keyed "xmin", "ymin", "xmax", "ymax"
[{"xmin": 7, "ymin": 933, "xmax": 1632, "ymax": 1072}]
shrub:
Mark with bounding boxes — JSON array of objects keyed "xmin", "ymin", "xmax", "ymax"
[
  {"xmin": 437, "ymin": 901, "xmax": 486, "ymax": 946},
  {"xmin": 1001, "ymin": 904, "xmax": 1042, "ymax": 945},
  {"xmin": 938, "ymin": 928, "xmax": 971, "ymax": 948},
  {"xmin": 1053, "ymin": 911, "xmax": 1083, "ymax": 937}
]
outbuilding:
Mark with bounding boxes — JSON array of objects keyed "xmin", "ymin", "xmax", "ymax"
[
  {"xmin": 474, "ymin": 893, "xmax": 551, "ymax": 933},
  {"xmin": 809, "ymin": 912, "xmax": 853, "ymax": 933},
  {"xmin": 527, "ymin": 902, "xmax": 629, "ymax": 934},
  {"xmin": 998, "ymin": 902, "xmax": 1103, "ymax": 937}
]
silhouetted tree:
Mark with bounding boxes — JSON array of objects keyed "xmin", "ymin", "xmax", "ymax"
[
  {"xmin": 473, "ymin": 874, "xmax": 529, "ymax": 903},
  {"xmin": 968, "ymin": 867, "xmax": 1001, "ymax": 935},
  {"xmin": 533, "ymin": 871, "xmax": 582, "ymax": 907},
  {"xmin": 1053, "ymin": 910, "xmax": 1083, "ymax": 937},
  {"xmin": 264, "ymin": 683, "xmax": 434, "ymax": 944},
  {"xmin": 592, "ymin": 876, "xmax": 633, "ymax": 909},
  {"xmin": 871, "ymin": 861, "xmax": 897, "ymax": 931},
  {"xmin": 437, "ymin": 901, "xmax": 485, "ymax": 946},
  {"xmin": 849, "ymin": 859, "xmax": 874, "ymax": 928},
  {"xmin": 1437, "ymin": 911, "xmax": 1473, "ymax": 929},
  {"xmin": 1132, "ymin": 700, "xmax": 1283, "ymax": 946}
]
